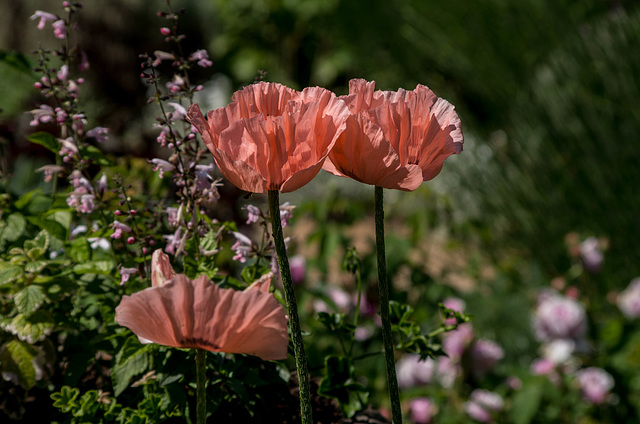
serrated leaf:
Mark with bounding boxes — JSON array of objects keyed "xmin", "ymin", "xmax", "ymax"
[
  {"xmin": 0, "ymin": 262, "xmax": 23, "ymax": 285},
  {"xmin": 24, "ymin": 230, "xmax": 50, "ymax": 260},
  {"xmin": 2, "ymin": 311, "xmax": 54, "ymax": 343},
  {"xmin": 26, "ymin": 132, "xmax": 59, "ymax": 154},
  {"xmin": 73, "ymin": 260, "xmax": 115, "ymax": 275},
  {"xmin": 0, "ymin": 339, "xmax": 38, "ymax": 390},
  {"xmin": 51, "ymin": 386, "xmax": 80, "ymax": 413},
  {"xmin": 113, "ymin": 336, "xmax": 151, "ymax": 396},
  {"xmin": 1, "ymin": 213, "xmax": 26, "ymax": 242},
  {"xmin": 25, "ymin": 260, "xmax": 48, "ymax": 274},
  {"xmin": 15, "ymin": 285, "xmax": 46, "ymax": 314}
]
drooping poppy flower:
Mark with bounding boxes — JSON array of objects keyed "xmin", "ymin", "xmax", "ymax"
[
  {"xmin": 115, "ymin": 250, "xmax": 288, "ymax": 361},
  {"xmin": 187, "ymin": 82, "xmax": 351, "ymax": 193},
  {"xmin": 323, "ymin": 79, "xmax": 463, "ymax": 191}
]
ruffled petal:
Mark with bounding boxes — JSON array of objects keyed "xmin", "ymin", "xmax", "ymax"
[
  {"xmin": 325, "ymin": 114, "xmax": 423, "ymax": 191},
  {"xmin": 115, "ymin": 274, "xmax": 288, "ymax": 360}
]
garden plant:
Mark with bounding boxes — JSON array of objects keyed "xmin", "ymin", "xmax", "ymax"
[{"xmin": 1, "ymin": 1, "xmax": 640, "ymax": 423}]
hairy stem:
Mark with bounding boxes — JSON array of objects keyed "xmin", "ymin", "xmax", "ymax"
[
  {"xmin": 374, "ymin": 186, "xmax": 402, "ymax": 423},
  {"xmin": 196, "ymin": 349, "xmax": 206, "ymax": 424},
  {"xmin": 268, "ymin": 189, "xmax": 312, "ymax": 424}
]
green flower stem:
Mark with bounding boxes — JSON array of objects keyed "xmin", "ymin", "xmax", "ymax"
[
  {"xmin": 196, "ymin": 349, "xmax": 206, "ymax": 424},
  {"xmin": 268, "ymin": 189, "xmax": 313, "ymax": 424},
  {"xmin": 374, "ymin": 186, "xmax": 402, "ymax": 424}
]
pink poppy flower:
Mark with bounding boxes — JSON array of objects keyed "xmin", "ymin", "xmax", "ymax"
[
  {"xmin": 324, "ymin": 79, "xmax": 463, "ymax": 191},
  {"xmin": 115, "ymin": 250, "xmax": 288, "ymax": 360},
  {"xmin": 187, "ymin": 82, "xmax": 350, "ymax": 193}
]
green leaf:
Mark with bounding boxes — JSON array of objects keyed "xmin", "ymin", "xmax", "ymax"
[
  {"xmin": 70, "ymin": 237, "xmax": 91, "ymax": 263},
  {"xmin": 0, "ymin": 339, "xmax": 38, "ymax": 390},
  {"xmin": 2, "ymin": 310, "xmax": 54, "ymax": 343},
  {"xmin": 1, "ymin": 213, "xmax": 26, "ymax": 242},
  {"xmin": 73, "ymin": 260, "xmax": 115, "ymax": 275},
  {"xmin": 112, "ymin": 336, "xmax": 151, "ymax": 396},
  {"xmin": 318, "ymin": 356, "xmax": 369, "ymax": 418},
  {"xmin": 83, "ymin": 145, "xmax": 113, "ymax": 166},
  {"xmin": 511, "ymin": 377, "xmax": 544, "ymax": 424},
  {"xmin": 0, "ymin": 262, "xmax": 23, "ymax": 285},
  {"xmin": 24, "ymin": 260, "xmax": 48, "ymax": 274},
  {"xmin": 24, "ymin": 229, "xmax": 50, "ymax": 260},
  {"xmin": 15, "ymin": 285, "xmax": 46, "ymax": 315},
  {"xmin": 26, "ymin": 132, "xmax": 59, "ymax": 154},
  {"xmin": 0, "ymin": 51, "xmax": 33, "ymax": 76},
  {"xmin": 51, "ymin": 386, "xmax": 80, "ymax": 413}
]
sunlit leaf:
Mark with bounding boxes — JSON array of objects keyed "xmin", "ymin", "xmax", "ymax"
[{"xmin": 0, "ymin": 339, "xmax": 38, "ymax": 390}]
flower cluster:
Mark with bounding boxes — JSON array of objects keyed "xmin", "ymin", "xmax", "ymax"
[{"xmin": 187, "ymin": 79, "xmax": 463, "ymax": 194}]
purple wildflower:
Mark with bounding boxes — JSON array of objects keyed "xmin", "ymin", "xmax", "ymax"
[{"xmin": 576, "ymin": 367, "xmax": 614, "ymax": 405}]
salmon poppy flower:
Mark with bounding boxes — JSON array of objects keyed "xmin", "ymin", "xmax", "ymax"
[
  {"xmin": 323, "ymin": 79, "xmax": 463, "ymax": 191},
  {"xmin": 115, "ymin": 250, "xmax": 288, "ymax": 361},
  {"xmin": 187, "ymin": 82, "xmax": 350, "ymax": 193}
]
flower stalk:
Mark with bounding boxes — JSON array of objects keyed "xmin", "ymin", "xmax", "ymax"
[
  {"xmin": 268, "ymin": 189, "xmax": 312, "ymax": 424},
  {"xmin": 374, "ymin": 185, "xmax": 402, "ymax": 424},
  {"xmin": 196, "ymin": 348, "xmax": 206, "ymax": 424}
]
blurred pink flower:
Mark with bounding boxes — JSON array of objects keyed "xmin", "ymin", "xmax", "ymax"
[
  {"xmin": 618, "ymin": 278, "xmax": 640, "ymax": 319},
  {"xmin": 533, "ymin": 292, "xmax": 587, "ymax": 343},
  {"xmin": 579, "ymin": 237, "xmax": 604, "ymax": 273},
  {"xmin": 397, "ymin": 354, "xmax": 435, "ymax": 388},
  {"xmin": 52, "ymin": 20, "xmax": 66, "ymax": 39},
  {"xmin": 313, "ymin": 286, "xmax": 352, "ymax": 314},
  {"xmin": 465, "ymin": 389, "xmax": 503, "ymax": 423},
  {"xmin": 470, "ymin": 339, "xmax": 504, "ymax": 378},
  {"xmin": 409, "ymin": 397, "xmax": 436, "ymax": 424},
  {"xmin": 443, "ymin": 296, "xmax": 466, "ymax": 326},
  {"xmin": 289, "ymin": 254, "xmax": 306, "ymax": 285},
  {"xmin": 576, "ymin": 367, "xmax": 614, "ymax": 405},
  {"xmin": 115, "ymin": 251, "xmax": 288, "ymax": 360},
  {"xmin": 442, "ymin": 323, "xmax": 474, "ymax": 358}
]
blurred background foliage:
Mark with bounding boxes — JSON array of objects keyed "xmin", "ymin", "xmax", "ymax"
[{"xmin": 1, "ymin": 0, "xmax": 639, "ymax": 297}]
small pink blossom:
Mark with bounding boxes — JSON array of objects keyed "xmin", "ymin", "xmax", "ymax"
[
  {"xmin": 86, "ymin": 127, "xmax": 109, "ymax": 143},
  {"xmin": 164, "ymin": 227, "xmax": 182, "ymax": 255},
  {"xmin": 231, "ymin": 232, "xmax": 253, "ymax": 263},
  {"xmin": 111, "ymin": 221, "xmax": 132, "ymax": 239},
  {"xmin": 279, "ymin": 202, "xmax": 295, "ymax": 227},
  {"xmin": 52, "ymin": 20, "xmax": 66, "ymax": 39},
  {"xmin": 152, "ymin": 50, "xmax": 176, "ymax": 67},
  {"xmin": 29, "ymin": 104, "xmax": 55, "ymax": 127},
  {"xmin": 531, "ymin": 358, "xmax": 555, "ymax": 376},
  {"xmin": 189, "ymin": 49, "xmax": 213, "ymax": 68},
  {"xmin": 168, "ymin": 102, "xmax": 187, "ymax": 121},
  {"xmin": 160, "ymin": 27, "xmax": 171, "ymax": 35},
  {"xmin": 57, "ymin": 64, "xmax": 69, "ymax": 81},
  {"xmin": 244, "ymin": 205, "xmax": 261, "ymax": 224},
  {"xmin": 36, "ymin": 165, "xmax": 64, "ymax": 183},
  {"xmin": 119, "ymin": 266, "xmax": 138, "ymax": 286},
  {"xmin": 150, "ymin": 158, "xmax": 176, "ymax": 178},
  {"xmin": 31, "ymin": 11, "xmax": 58, "ymax": 30}
]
